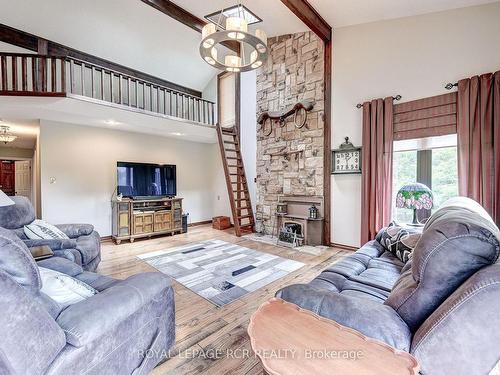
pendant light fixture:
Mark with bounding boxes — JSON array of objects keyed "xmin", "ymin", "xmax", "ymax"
[
  {"xmin": 199, "ymin": 3, "xmax": 268, "ymax": 72},
  {"xmin": 0, "ymin": 123, "xmax": 17, "ymax": 144}
]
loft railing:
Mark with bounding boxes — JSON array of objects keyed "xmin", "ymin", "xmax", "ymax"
[{"xmin": 0, "ymin": 53, "xmax": 215, "ymax": 125}]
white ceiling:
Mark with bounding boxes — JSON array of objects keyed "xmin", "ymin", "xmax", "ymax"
[
  {"xmin": 0, "ymin": 0, "xmax": 308, "ymax": 95},
  {"xmin": 0, "ymin": 0, "xmax": 217, "ymax": 92},
  {"xmin": 309, "ymin": 0, "xmax": 500, "ymax": 28},
  {"xmin": 0, "ymin": 119, "xmax": 38, "ymax": 149},
  {"xmin": 174, "ymin": 0, "xmax": 307, "ymax": 37},
  {"xmin": 0, "ymin": 97, "xmax": 217, "ymax": 144}
]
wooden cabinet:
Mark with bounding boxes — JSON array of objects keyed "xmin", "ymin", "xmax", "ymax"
[
  {"xmin": 112, "ymin": 198, "xmax": 183, "ymax": 244},
  {"xmin": 154, "ymin": 211, "xmax": 171, "ymax": 231}
]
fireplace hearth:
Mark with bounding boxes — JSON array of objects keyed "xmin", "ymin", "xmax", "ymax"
[
  {"xmin": 275, "ymin": 196, "xmax": 324, "ymax": 246},
  {"xmin": 278, "ymin": 221, "xmax": 305, "ymax": 247}
]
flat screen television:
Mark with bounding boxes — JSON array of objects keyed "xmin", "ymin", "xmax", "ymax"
[{"xmin": 117, "ymin": 162, "xmax": 176, "ymax": 199}]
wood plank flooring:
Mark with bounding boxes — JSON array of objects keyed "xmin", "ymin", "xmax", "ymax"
[{"xmin": 97, "ymin": 225, "xmax": 349, "ymax": 375}]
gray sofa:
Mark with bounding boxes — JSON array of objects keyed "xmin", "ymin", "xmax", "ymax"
[
  {"xmin": 0, "ymin": 196, "xmax": 101, "ymax": 271},
  {"xmin": 0, "ymin": 227, "xmax": 175, "ymax": 375},
  {"xmin": 277, "ymin": 197, "xmax": 500, "ymax": 375}
]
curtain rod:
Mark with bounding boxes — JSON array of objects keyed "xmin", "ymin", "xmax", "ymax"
[
  {"xmin": 445, "ymin": 82, "xmax": 458, "ymax": 90},
  {"xmin": 356, "ymin": 95, "xmax": 402, "ymax": 109}
]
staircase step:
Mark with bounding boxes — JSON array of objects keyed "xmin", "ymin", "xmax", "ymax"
[
  {"xmin": 224, "ymin": 140, "xmax": 238, "ymax": 145},
  {"xmin": 226, "ymin": 156, "xmax": 241, "ymax": 160},
  {"xmin": 229, "ymin": 173, "xmax": 244, "ymax": 176},
  {"xmin": 224, "ymin": 148, "xmax": 237, "ymax": 152},
  {"xmin": 237, "ymin": 214, "xmax": 253, "ymax": 220}
]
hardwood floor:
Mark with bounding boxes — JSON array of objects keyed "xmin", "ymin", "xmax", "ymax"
[{"xmin": 97, "ymin": 224, "xmax": 349, "ymax": 375}]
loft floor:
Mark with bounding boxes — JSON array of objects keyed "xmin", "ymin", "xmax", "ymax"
[{"xmin": 97, "ymin": 224, "xmax": 349, "ymax": 375}]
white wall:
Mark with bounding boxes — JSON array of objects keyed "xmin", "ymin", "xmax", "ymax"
[
  {"xmin": 240, "ymin": 71, "xmax": 257, "ymax": 214},
  {"xmin": 331, "ymin": 3, "xmax": 500, "ymax": 247},
  {"xmin": 39, "ymin": 120, "xmax": 222, "ymax": 236}
]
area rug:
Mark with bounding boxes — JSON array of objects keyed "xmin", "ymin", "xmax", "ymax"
[
  {"xmin": 138, "ymin": 239, "xmax": 304, "ymax": 307},
  {"xmin": 242, "ymin": 233, "xmax": 329, "ymax": 256}
]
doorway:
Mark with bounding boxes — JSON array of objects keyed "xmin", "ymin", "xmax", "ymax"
[{"xmin": 0, "ymin": 159, "xmax": 32, "ymax": 201}]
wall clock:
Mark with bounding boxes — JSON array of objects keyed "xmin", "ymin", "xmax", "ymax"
[{"xmin": 332, "ymin": 137, "xmax": 362, "ymax": 174}]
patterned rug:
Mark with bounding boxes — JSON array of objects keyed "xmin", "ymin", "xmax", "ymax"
[
  {"xmin": 138, "ymin": 239, "xmax": 304, "ymax": 307},
  {"xmin": 243, "ymin": 233, "xmax": 329, "ymax": 256}
]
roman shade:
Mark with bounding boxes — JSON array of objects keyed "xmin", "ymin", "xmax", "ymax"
[{"xmin": 393, "ymin": 93, "xmax": 457, "ymax": 141}]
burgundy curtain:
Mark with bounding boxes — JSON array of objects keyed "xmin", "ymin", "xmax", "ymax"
[
  {"xmin": 361, "ymin": 97, "xmax": 394, "ymax": 244},
  {"xmin": 457, "ymin": 71, "xmax": 500, "ymax": 225}
]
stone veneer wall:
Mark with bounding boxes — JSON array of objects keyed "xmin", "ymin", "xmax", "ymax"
[{"xmin": 256, "ymin": 31, "xmax": 325, "ymax": 234}]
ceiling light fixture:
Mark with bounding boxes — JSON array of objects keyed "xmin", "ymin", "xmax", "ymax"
[
  {"xmin": 0, "ymin": 125, "xmax": 17, "ymax": 144},
  {"xmin": 170, "ymin": 132, "xmax": 186, "ymax": 136},
  {"xmin": 104, "ymin": 120, "xmax": 121, "ymax": 126},
  {"xmin": 200, "ymin": 3, "xmax": 268, "ymax": 73}
]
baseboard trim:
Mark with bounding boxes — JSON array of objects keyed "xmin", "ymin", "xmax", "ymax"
[
  {"xmin": 330, "ymin": 242, "xmax": 357, "ymax": 251},
  {"xmin": 188, "ymin": 220, "xmax": 213, "ymax": 227}
]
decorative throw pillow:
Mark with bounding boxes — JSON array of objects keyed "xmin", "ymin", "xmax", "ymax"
[
  {"xmin": 38, "ymin": 267, "xmax": 97, "ymax": 308},
  {"xmin": 24, "ymin": 219, "xmax": 69, "ymax": 240},
  {"xmin": 375, "ymin": 222, "xmax": 421, "ymax": 263}
]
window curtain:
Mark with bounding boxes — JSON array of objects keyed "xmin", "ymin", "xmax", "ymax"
[
  {"xmin": 361, "ymin": 97, "xmax": 394, "ymax": 243},
  {"xmin": 457, "ymin": 71, "xmax": 500, "ymax": 225}
]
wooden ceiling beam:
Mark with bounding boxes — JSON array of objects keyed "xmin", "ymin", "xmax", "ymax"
[
  {"xmin": 140, "ymin": 0, "xmax": 240, "ymax": 53},
  {"xmin": 280, "ymin": 0, "xmax": 331, "ymax": 41}
]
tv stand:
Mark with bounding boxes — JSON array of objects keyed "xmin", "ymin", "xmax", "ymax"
[{"xmin": 112, "ymin": 197, "xmax": 183, "ymax": 244}]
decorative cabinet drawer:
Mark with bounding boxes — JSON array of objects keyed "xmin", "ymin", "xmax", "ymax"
[
  {"xmin": 154, "ymin": 211, "xmax": 172, "ymax": 232},
  {"xmin": 133, "ymin": 213, "xmax": 154, "ymax": 234},
  {"xmin": 173, "ymin": 201, "xmax": 182, "ymax": 209}
]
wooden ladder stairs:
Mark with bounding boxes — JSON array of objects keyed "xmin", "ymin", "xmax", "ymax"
[{"xmin": 216, "ymin": 124, "xmax": 255, "ymax": 236}]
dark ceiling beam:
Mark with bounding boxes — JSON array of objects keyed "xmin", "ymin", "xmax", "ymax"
[
  {"xmin": 140, "ymin": 0, "xmax": 240, "ymax": 54},
  {"xmin": 280, "ymin": 0, "xmax": 331, "ymax": 41},
  {"xmin": 0, "ymin": 23, "xmax": 201, "ymax": 97},
  {"xmin": 141, "ymin": 0, "xmax": 205, "ymax": 32}
]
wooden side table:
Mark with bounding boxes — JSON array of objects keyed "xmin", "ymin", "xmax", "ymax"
[
  {"xmin": 248, "ymin": 298, "xmax": 419, "ymax": 375},
  {"xmin": 30, "ymin": 245, "xmax": 54, "ymax": 261}
]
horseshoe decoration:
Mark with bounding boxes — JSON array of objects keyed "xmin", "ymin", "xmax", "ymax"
[
  {"xmin": 257, "ymin": 100, "xmax": 315, "ymax": 136},
  {"xmin": 262, "ymin": 118, "xmax": 273, "ymax": 136}
]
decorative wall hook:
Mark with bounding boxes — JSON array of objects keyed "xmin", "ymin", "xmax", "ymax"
[{"xmin": 257, "ymin": 100, "xmax": 315, "ymax": 136}]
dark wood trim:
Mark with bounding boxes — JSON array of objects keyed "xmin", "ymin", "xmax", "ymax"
[
  {"xmin": 100, "ymin": 235, "xmax": 113, "ymax": 243},
  {"xmin": 0, "ymin": 23, "xmax": 37, "ymax": 51},
  {"xmin": 280, "ymin": 0, "xmax": 332, "ymax": 42},
  {"xmin": 330, "ymin": 242, "xmax": 357, "ymax": 252},
  {"xmin": 188, "ymin": 219, "xmax": 213, "ymax": 227},
  {"xmin": 323, "ymin": 40, "xmax": 332, "ymax": 245},
  {"xmin": 0, "ymin": 23, "xmax": 201, "ymax": 97},
  {"xmin": 140, "ymin": 0, "xmax": 240, "ymax": 54},
  {"xmin": 141, "ymin": 0, "xmax": 205, "ymax": 32},
  {"xmin": 235, "ymin": 73, "xmax": 241, "ymax": 140}
]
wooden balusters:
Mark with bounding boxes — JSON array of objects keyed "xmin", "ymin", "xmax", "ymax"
[
  {"xmin": 21, "ymin": 56, "xmax": 27, "ymax": 91},
  {"xmin": 0, "ymin": 53, "xmax": 216, "ymax": 124}
]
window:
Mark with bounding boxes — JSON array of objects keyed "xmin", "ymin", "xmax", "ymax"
[{"xmin": 392, "ymin": 134, "xmax": 459, "ymax": 223}]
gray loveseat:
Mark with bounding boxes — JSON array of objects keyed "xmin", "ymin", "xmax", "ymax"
[
  {"xmin": 0, "ymin": 227, "xmax": 175, "ymax": 374},
  {"xmin": 0, "ymin": 196, "xmax": 101, "ymax": 271},
  {"xmin": 277, "ymin": 197, "xmax": 500, "ymax": 375}
]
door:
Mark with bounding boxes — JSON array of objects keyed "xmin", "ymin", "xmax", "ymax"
[
  {"xmin": 15, "ymin": 160, "xmax": 31, "ymax": 200},
  {"xmin": 218, "ymin": 72, "xmax": 238, "ymax": 129},
  {"xmin": 0, "ymin": 160, "xmax": 15, "ymax": 195}
]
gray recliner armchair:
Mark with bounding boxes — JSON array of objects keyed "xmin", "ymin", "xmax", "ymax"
[
  {"xmin": 0, "ymin": 196, "xmax": 101, "ymax": 271},
  {"xmin": 0, "ymin": 228, "xmax": 175, "ymax": 374},
  {"xmin": 277, "ymin": 197, "xmax": 500, "ymax": 375}
]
